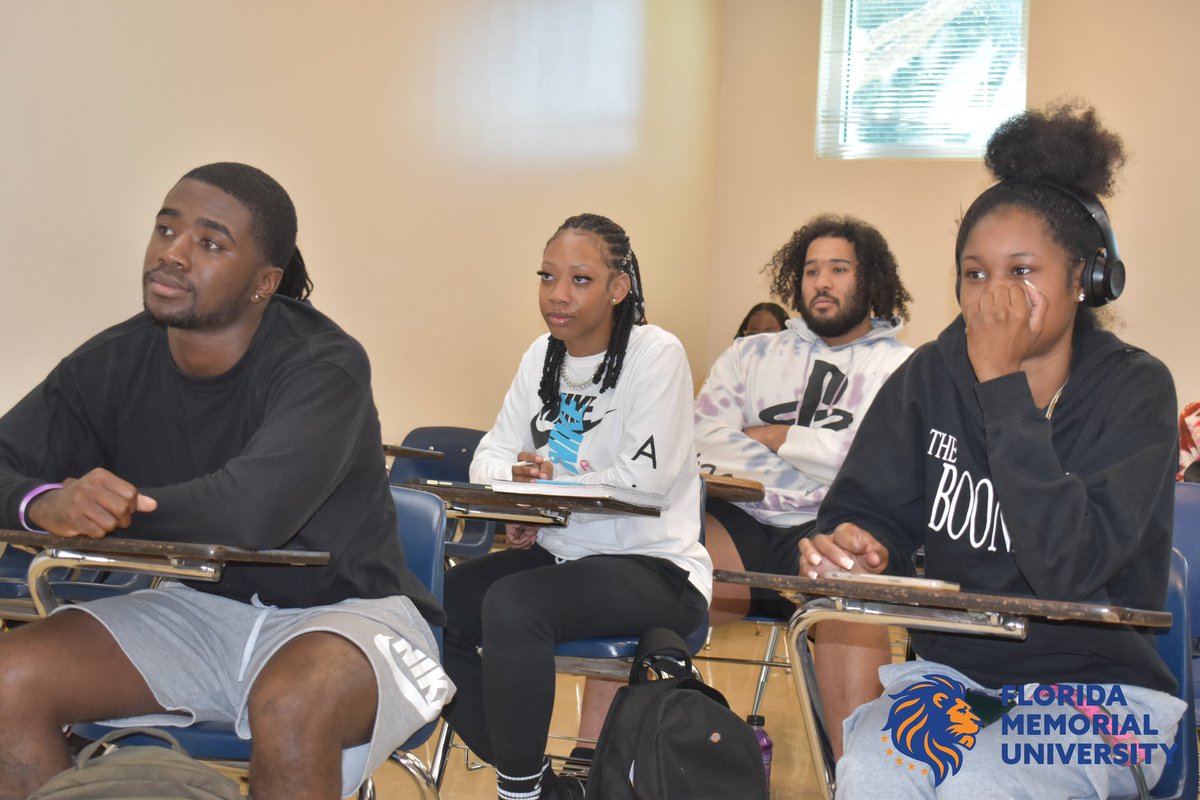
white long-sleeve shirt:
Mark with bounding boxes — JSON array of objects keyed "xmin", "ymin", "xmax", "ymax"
[
  {"xmin": 471, "ymin": 325, "xmax": 713, "ymax": 602},
  {"xmin": 695, "ymin": 316, "xmax": 912, "ymax": 526}
]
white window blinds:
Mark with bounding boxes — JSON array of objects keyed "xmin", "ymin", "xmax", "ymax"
[{"xmin": 817, "ymin": 0, "xmax": 1029, "ymax": 159}]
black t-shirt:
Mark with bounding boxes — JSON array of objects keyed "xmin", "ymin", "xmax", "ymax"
[{"xmin": 0, "ymin": 298, "xmax": 442, "ymax": 622}]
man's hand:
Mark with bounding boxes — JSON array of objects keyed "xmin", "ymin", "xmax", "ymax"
[
  {"xmin": 511, "ymin": 452, "xmax": 553, "ymax": 483},
  {"xmin": 505, "ymin": 524, "xmax": 540, "ymax": 550},
  {"xmin": 798, "ymin": 522, "xmax": 889, "ymax": 578},
  {"xmin": 963, "ymin": 280, "xmax": 1045, "ymax": 383},
  {"xmin": 743, "ymin": 424, "xmax": 790, "ymax": 453},
  {"xmin": 27, "ymin": 468, "xmax": 157, "ymax": 538}
]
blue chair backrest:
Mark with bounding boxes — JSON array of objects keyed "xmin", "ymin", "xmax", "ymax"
[
  {"xmin": 390, "ymin": 485, "xmax": 447, "ymax": 604},
  {"xmin": 389, "ymin": 485, "xmax": 449, "ymax": 753},
  {"xmin": 1171, "ymin": 482, "xmax": 1200, "ymax": 643},
  {"xmin": 1150, "ymin": 548, "xmax": 1197, "ymax": 799},
  {"xmin": 388, "ymin": 426, "xmax": 485, "ymax": 485},
  {"xmin": 389, "ymin": 427, "xmax": 494, "ymax": 560}
]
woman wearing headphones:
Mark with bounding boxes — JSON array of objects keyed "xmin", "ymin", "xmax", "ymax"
[{"xmin": 802, "ymin": 102, "xmax": 1185, "ymax": 798}]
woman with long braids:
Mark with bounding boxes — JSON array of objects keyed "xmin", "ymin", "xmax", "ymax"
[{"xmin": 441, "ymin": 213, "xmax": 712, "ymax": 800}]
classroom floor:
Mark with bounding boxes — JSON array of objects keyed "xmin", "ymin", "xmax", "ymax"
[{"xmin": 370, "ymin": 618, "xmax": 824, "ymax": 799}]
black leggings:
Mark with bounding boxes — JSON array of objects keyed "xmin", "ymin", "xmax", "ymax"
[{"xmin": 441, "ymin": 546, "xmax": 707, "ymax": 778}]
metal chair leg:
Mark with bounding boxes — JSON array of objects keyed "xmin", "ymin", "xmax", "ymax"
[
  {"xmin": 391, "ymin": 751, "xmax": 441, "ymax": 800},
  {"xmin": 431, "ymin": 721, "xmax": 454, "ymax": 788},
  {"xmin": 749, "ymin": 623, "xmax": 780, "ymax": 717}
]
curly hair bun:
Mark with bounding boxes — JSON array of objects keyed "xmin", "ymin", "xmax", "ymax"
[{"xmin": 984, "ymin": 99, "xmax": 1126, "ymax": 198}]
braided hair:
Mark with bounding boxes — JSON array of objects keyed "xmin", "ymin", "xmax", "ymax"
[
  {"xmin": 182, "ymin": 162, "xmax": 313, "ymax": 301},
  {"xmin": 536, "ymin": 213, "xmax": 647, "ymax": 412}
]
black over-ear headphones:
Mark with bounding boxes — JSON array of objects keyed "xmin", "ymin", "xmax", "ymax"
[
  {"xmin": 1044, "ymin": 182, "xmax": 1125, "ymax": 307},
  {"xmin": 955, "ymin": 182, "xmax": 1126, "ymax": 306}
]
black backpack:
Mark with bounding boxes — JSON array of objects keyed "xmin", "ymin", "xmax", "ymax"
[{"xmin": 586, "ymin": 627, "xmax": 768, "ymax": 800}]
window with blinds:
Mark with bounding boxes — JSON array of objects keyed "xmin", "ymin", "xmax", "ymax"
[{"xmin": 816, "ymin": 0, "xmax": 1028, "ymax": 159}]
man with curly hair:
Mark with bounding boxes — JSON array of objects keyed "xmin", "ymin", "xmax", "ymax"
[
  {"xmin": 694, "ymin": 215, "xmax": 913, "ymax": 756},
  {"xmin": 699, "ymin": 215, "xmax": 913, "ymax": 621}
]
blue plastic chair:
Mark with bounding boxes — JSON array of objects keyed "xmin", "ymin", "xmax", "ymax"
[
  {"xmin": 1149, "ymin": 548, "xmax": 1197, "ymax": 800},
  {"xmin": 73, "ymin": 485, "xmax": 449, "ymax": 799},
  {"xmin": 552, "ymin": 476, "xmax": 710, "ymax": 661},
  {"xmin": 388, "ymin": 426, "xmax": 495, "ymax": 561},
  {"xmin": 1169, "ymin": 481, "xmax": 1200, "ymax": 715}
]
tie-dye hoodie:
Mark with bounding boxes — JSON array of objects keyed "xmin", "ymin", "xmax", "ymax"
[{"xmin": 695, "ymin": 316, "xmax": 912, "ymax": 526}]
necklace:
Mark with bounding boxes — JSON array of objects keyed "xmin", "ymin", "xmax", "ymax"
[
  {"xmin": 1044, "ymin": 380, "xmax": 1067, "ymax": 421},
  {"xmin": 559, "ymin": 364, "xmax": 595, "ymax": 391}
]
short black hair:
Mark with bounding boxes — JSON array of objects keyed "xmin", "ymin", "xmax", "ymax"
[
  {"xmin": 768, "ymin": 215, "xmax": 910, "ymax": 322},
  {"xmin": 182, "ymin": 163, "xmax": 312, "ymax": 301}
]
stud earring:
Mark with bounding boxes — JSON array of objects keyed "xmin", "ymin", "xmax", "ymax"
[
  {"xmin": 1077, "ymin": 291, "xmax": 1085, "ymax": 302},
  {"xmin": 253, "ymin": 293, "xmax": 261, "ymax": 302},
  {"xmin": 611, "ymin": 298, "xmax": 619, "ymax": 305}
]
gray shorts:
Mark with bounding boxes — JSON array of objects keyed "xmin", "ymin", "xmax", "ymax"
[{"xmin": 60, "ymin": 581, "xmax": 454, "ymax": 798}]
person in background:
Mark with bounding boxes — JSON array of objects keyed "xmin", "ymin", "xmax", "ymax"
[
  {"xmin": 734, "ymin": 301, "xmax": 790, "ymax": 338},
  {"xmin": 695, "ymin": 215, "xmax": 913, "ymax": 758}
]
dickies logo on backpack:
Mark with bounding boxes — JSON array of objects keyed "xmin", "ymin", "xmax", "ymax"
[{"xmin": 586, "ymin": 628, "xmax": 768, "ymax": 800}]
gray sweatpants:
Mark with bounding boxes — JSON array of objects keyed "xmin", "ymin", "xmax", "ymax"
[{"xmin": 836, "ymin": 660, "xmax": 1186, "ymax": 799}]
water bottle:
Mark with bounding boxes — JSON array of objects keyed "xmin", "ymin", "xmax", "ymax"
[{"xmin": 747, "ymin": 714, "xmax": 772, "ymax": 790}]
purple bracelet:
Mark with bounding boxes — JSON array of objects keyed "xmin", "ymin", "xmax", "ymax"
[{"xmin": 18, "ymin": 483, "xmax": 63, "ymax": 532}]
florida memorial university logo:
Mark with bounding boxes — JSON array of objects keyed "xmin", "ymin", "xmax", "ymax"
[{"xmin": 882, "ymin": 674, "xmax": 981, "ymax": 786}]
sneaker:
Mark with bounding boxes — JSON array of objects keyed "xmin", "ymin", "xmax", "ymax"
[
  {"xmin": 561, "ymin": 745, "xmax": 594, "ymax": 775},
  {"xmin": 539, "ymin": 769, "xmax": 586, "ymax": 800}
]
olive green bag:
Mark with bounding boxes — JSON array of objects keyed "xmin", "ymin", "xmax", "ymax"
[{"xmin": 30, "ymin": 727, "xmax": 242, "ymax": 800}]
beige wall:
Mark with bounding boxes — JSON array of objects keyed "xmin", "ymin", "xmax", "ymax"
[
  {"xmin": 3, "ymin": 0, "xmax": 1198, "ymax": 447},
  {"xmin": 708, "ymin": 0, "xmax": 1200, "ymax": 411},
  {"xmin": 0, "ymin": 0, "xmax": 720, "ymax": 441}
]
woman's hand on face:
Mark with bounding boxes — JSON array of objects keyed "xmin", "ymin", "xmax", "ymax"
[
  {"xmin": 798, "ymin": 522, "xmax": 889, "ymax": 579},
  {"xmin": 505, "ymin": 524, "xmax": 540, "ymax": 549},
  {"xmin": 963, "ymin": 280, "xmax": 1045, "ymax": 383},
  {"xmin": 511, "ymin": 452, "xmax": 554, "ymax": 482}
]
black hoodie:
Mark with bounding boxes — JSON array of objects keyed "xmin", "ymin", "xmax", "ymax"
[{"xmin": 818, "ymin": 316, "xmax": 1178, "ymax": 692}]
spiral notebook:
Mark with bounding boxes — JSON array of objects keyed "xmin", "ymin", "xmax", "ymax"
[{"xmin": 489, "ymin": 479, "xmax": 669, "ymax": 510}]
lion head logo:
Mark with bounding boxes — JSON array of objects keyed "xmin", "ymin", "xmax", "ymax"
[{"xmin": 883, "ymin": 673, "xmax": 981, "ymax": 786}]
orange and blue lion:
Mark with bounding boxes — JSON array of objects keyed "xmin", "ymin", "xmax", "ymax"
[{"xmin": 883, "ymin": 673, "xmax": 981, "ymax": 786}]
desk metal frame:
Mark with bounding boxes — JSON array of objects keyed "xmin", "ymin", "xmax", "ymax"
[{"xmin": 0, "ymin": 529, "xmax": 329, "ymax": 622}]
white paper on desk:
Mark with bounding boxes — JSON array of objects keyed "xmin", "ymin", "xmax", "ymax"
[{"xmin": 489, "ymin": 479, "xmax": 669, "ymax": 511}]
